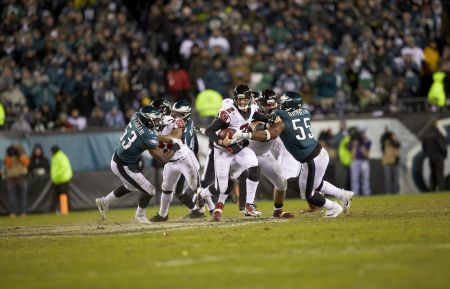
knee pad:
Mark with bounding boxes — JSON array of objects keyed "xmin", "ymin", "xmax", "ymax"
[{"xmin": 247, "ymin": 166, "xmax": 260, "ymax": 182}]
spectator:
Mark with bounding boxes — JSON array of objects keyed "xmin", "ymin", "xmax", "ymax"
[
  {"xmin": 166, "ymin": 62, "xmax": 191, "ymax": 101},
  {"xmin": 421, "ymin": 119, "xmax": 447, "ymax": 191},
  {"xmin": 203, "ymin": 57, "xmax": 231, "ymax": 97},
  {"xmin": 428, "ymin": 62, "xmax": 449, "ymax": 111},
  {"xmin": 10, "ymin": 112, "xmax": 32, "ymax": 133},
  {"xmin": 67, "ymin": 108, "xmax": 87, "ymax": 131},
  {"xmin": 195, "ymin": 89, "xmax": 223, "ymax": 126},
  {"xmin": 0, "ymin": 99, "xmax": 5, "ymax": 129},
  {"xmin": 316, "ymin": 64, "xmax": 337, "ymax": 111},
  {"xmin": 380, "ymin": 129, "xmax": 401, "ymax": 194},
  {"xmin": 4, "ymin": 144, "xmax": 30, "ymax": 218},
  {"xmin": 104, "ymin": 106, "xmax": 126, "ymax": 129},
  {"xmin": 29, "ymin": 144, "xmax": 50, "ymax": 177},
  {"xmin": 349, "ymin": 126, "xmax": 372, "ymax": 196},
  {"xmin": 50, "ymin": 145, "xmax": 73, "ymax": 215}
]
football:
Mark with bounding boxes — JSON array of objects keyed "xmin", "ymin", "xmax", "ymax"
[{"xmin": 218, "ymin": 128, "xmax": 235, "ymax": 140}]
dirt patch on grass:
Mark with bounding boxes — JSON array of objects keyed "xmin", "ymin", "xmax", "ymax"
[{"xmin": 0, "ymin": 217, "xmax": 287, "ymax": 238}]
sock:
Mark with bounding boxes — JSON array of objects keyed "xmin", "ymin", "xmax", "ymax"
[
  {"xmin": 136, "ymin": 206, "xmax": 145, "ymax": 216},
  {"xmin": 322, "ymin": 198, "xmax": 339, "ymax": 210},
  {"xmin": 103, "ymin": 191, "xmax": 118, "ymax": 206},
  {"xmin": 218, "ymin": 193, "xmax": 228, "ymax": 204},
  {"xmin": 274, "ymin": 202, "xmax": 283, "ymax": 210},
  {"xmin": 159, "ymin": 192, "xmax": 174, "ymax": 217},
  {"xmin": 246, "ymin": 179, "xmax": 259, "ymax": 204},
  {"xmin": 321, "ymin": 181, "xmax": 344, "ymax": 199}
]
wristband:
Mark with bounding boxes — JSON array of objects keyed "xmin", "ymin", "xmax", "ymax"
[{"xmin": 264, "ymin": 130, "xmax": 271, "ymax": 141}]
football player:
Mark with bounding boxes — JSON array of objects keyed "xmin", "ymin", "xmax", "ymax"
[
  {"xmin": 197, "ymin": 84, "xmax": 268, "ymax": 221},
  {"xmin": 149, "ymin": 100, "xmax": 202, "ymax": 221},
  {"xmin": 246, "ymin": 89, "xmax": 294, "ymax": 218},
  {"xmin": 231, "ymin": 91, "xmax": 354, "ymax": 217},
  {"xmin": 95, "ymin": 106, "xmax": 181, "ymax": 224}
]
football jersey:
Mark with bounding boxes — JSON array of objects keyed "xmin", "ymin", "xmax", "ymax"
[
  {"xmin": 248, "ymin": 121, "xmax": 275, "ymax": 156},
  {"xmin": 116, "ymin": 113, "xmax": 159, "ymax": 164},
  {"xmin": 160, "ymin": 116, "xmax": 188, "ymax": 159},
  {"xmin": 218, "ymin": 102, "xmax": 257, "ymax": 133},
  {"xmin": 183, "ymin": 118, "xmax": 196, "ymax": 152},
  {"xmin": 274, "ymin": 109, "xmax": 318, "ymax": 162}
]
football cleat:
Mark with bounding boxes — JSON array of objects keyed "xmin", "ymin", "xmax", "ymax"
[
  {"xmin": 301, "ymin": 203, "xmax": 321, "ymax": 214},
  {"xmin": 95, "ymin": 197, "xmax": 109, "ymax": 220},
  {"xmin": 244, "ymin": 203, "xmax": 262, "ymax": 217},
  {"xmin": 186, "ymin": 209, "xmax": 205, "ymax": 219},
  {"xmin": 273, "ymin": 209, "xmax": 295, "ymax": 219},
  {"xmin": 340, "ymin": 189, "xmax": 354, "ymax": 213},
  {"xmin": 149, "ymin": 214, "xmax": 168, "ymax": 222},
  {"xmin": 135, "ymin": 214, "xmax": 152, "ymax": 224},
  {"xmin": 324, "ymin": 204, "xmax": 344, "ymax": 218},
  {"xmin": 212, "ymin": 202, "xmax": 224, "ymax": 221}
]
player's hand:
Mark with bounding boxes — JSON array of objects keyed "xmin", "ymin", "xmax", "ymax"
[
  {"xmin": 274, "ymin": 116, "xmax": 282, "ymax": 124},
  {"xmin": 230, "ymin": 131, "xmax": 251, "ymax": 144}
]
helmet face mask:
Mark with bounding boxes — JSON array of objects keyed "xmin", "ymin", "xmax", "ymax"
[
  {"xmin": 259, "ymin": 89, "xmax": 278, "ymax": 114},
  {"xmin": 138, "ymin": 106, "xmax": 163, "ymax": 129},
  {"xmin": 171, "ymin": 100, "xmax": 191, "ymax": 120},
  {"xmin": 233, "ymin": 84, "xmax": 252, "ymax": 113}
]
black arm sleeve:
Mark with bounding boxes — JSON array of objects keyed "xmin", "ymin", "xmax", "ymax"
[
  {"xmin": 252, "ymin": 112, "xmax": 268, "ymax": 123},
  {"xmin": 205, "ymin": 118, "xmax": 229, "ymax": 143}
]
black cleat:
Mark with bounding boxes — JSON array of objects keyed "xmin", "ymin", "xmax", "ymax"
[
  {"xmin": 186, "ymin": 209, "xmax": 205, "ymax": 219},
  {"xmin": 149, "ymin": 214, "xmax": 168, "ymax": 222}
]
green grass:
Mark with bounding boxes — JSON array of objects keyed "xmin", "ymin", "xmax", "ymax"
[{"xmin": 1, "ymin": 193, "xmax": 450, "ymax": 289}]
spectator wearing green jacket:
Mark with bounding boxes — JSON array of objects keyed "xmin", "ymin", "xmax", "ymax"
[
  {"xmin": 428, "ymin": 66, "xmax": 447, "ymax": 110},
  {"xmin": 50, "ymin": 145, "xmax": 73, "ymax": 214}
]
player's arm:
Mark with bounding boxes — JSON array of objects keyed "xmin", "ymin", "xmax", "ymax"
[
  {"xmin": 147, "ymin": 147, "xmax": 174, "ymax": 164},
  {"xmin": 232, "ymin": 121, "xmax": 285, "ymax": 143},
  {"xmin": 205, "ymin": 117, "xmax": 229, "ymax": 146},
  {"xmin": 158, "ymin": 134, "xmax": 182, "ymax": 144},
  {"xmin": 252, "ymin": 112, "xmax": 268, "ymax": 123}
]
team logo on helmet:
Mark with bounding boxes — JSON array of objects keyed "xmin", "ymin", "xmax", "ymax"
[
  {"xmin": 280, "ymin": 91, "xmax": 303, "ymax": 112},
  {"xmin": 171, "ymin": 100, "xmax": 191, "ymax": 120},
  {"xmin": 138, "ymin": 106, "xmax": 163, "ymax": 129},
  {"xmin": 152, "ymin": 98, "xmax": 171, "ymax": 116}
]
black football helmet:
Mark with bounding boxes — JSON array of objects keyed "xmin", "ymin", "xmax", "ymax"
[
  {"xmin": 171, "ymin": 100, "xmax": 191, "ymax": 120},
  {"xmin": 232, "ymin": 84, "xmax": 252, "ymax": 113},
  {"xmin": 280, "ymin": 91, "xmax": 303, "ymax": 112},
  {"xmin": 152, "ymin": 98, "xmax": 171, "ymax": 116},
  {"xmin": 259, "ymin": 89, "xmax": 278, "ymax": 114},
  {"xmin": 138, "ymin": 106, "xmax": 162, "ymax": 129}
]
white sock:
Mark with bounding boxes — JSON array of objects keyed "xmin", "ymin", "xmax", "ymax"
[
  {"xmin": 103, "ymin": 191, "xmax": 118, "ymax": 206},
  {"xmin": 218, "ymin": 193, "xmax": 228, "ymax": 204},
  {"xmin": 200, "ymin": 187, "xmax": 215, "ymax": 209},
  {"xmin": 205, "ymin": 197, "xmax": 215, "ymax": 211},
  {"xmin": 246, "ymin": 179, "xmax": 259, "ymax": 204},
  {"xmin": 321, "ymin": 181, "xmax": 344, "ymax": 199},
  {"xmin": 136, "ymin": 206, "xmax": 145, "ymax": 216},
  {"xmin": 322, "ymin": 198, "xmax": 339, "ymax": 210},
  {"xmin": 159, "ymin": 192, "xmax": 174, "ymax": 217}
]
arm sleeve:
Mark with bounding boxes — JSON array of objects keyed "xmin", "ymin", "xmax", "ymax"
[{"xmin": 205, "ymin": 118, "xmax": 229, "ymax": 143}]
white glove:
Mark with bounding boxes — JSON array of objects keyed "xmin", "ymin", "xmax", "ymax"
[{"xmin": 230, "ymin": 130, "xmax": 251, "ymax": 144}]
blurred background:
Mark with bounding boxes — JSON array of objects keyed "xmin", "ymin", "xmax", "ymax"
[{"xmin": 1, "ymin": 0, "xmax": 450, "ymax": 215}]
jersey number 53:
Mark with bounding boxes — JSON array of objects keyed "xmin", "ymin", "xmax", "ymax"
[
  {"xmin": 120, "ymin": 123, "xmax": 137, "ymax": 149},
  {"xmin": 292, "ymin": 117, "xmax": 313, "ymax": 140}
]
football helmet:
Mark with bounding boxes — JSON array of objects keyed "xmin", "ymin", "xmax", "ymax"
[
  {"xmin": 152, "ymin": 98, "xmax": 171, "ymax": 116},
  {"xmin": 171, "ymin": 100, "xmax": 191, "ymax": 120},
  {"xmin": 233, "ymin": 84, "xmax": 252, "ymax": 113},
  {"xmin": 138, "ymin": 106, "xmax": 162, "ymax": 129},
  {"xmin": 259, "ymin": 89, "xmax": 278, "ymax": 114},
  {"xmin": 280, "ymin": 91, "xmax": 303, "ymax": 112}
]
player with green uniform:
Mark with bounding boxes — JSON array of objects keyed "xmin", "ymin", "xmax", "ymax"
[
  {"xmin": 96, "ymin": 106, "xmax": 181, "ymax": 224},
  {"xmin": 232, "ymin": 91, "xmax": 353, "ymax": 217}
]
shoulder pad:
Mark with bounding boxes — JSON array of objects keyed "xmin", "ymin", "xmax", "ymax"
[{"xmin": 221, "ymin": 98, "xmax": 233, "ymax": 108}]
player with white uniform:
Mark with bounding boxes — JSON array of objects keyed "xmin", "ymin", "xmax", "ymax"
[
  {"xmin": 246, "ymin": 89, "xmax": 294, "ymax": 218},
  {"xmin": 149, "ymin": 100, "xmax": 201, "ymax": 222},
  {"xmin": 198, "ymin": 84, "xmax": 268, "ymax": 221}
]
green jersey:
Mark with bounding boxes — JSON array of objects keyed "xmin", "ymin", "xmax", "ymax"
[
  {"xmin": 274, "ymin": 109, "xmax": 318, "ymax": 162},
  {"xmin": 116, "ymin": 113, "xmax": 159, "ymax": 164}
]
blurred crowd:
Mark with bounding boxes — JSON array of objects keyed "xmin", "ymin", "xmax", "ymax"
[{"xmin": 1, "ymin": 0, "xmax": 450, "ymax": 133}]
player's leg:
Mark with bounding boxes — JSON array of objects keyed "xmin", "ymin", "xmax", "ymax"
[
  {"xmin": 299, "ymin": 149, "xmax": 343, "ymax": 217},
  {"xmin": 96, "ymin": 157, "xmax": 135, "ymax": 220},
  {"xmin": 179, "ymin": 151, "xmax": 204, "ymax": 218},
  {"xmin": 235, "ymin": 148, "xmax": 261, "ymax": 216},
  {"xmin": 150, "ymin": 162, "xmax": 181, "ymax": 222},
  {"xmin": 259, "ymin": 153, "xmax": 293, "ymax": 218},
  {"xmin": 209, "ymin": 149, "xmax": 233, "ymax": 221}
]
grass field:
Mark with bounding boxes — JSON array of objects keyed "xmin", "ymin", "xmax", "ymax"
[{"xmin": 1, "ymin": 193, "xmax": 449, "ymax": 289}]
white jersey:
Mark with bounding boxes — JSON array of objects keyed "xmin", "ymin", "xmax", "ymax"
[
  {"xmin": 160, "ymin": 116, "xmax": 189, "ymax": 159},
  {"xmin": 247, "ymin": 121, "xmax": 275, "ymax": 155},
  {"xmin": 218, "ymin": 101, "xmax": 258, "ymax": 132}
]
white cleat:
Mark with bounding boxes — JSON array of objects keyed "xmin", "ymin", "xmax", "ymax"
[
  {"xmin": 135, "ymin": 214, "xmax": 151, "ymax": 224},
  {"xmin": 244, "ymin": 203, "xmax": 262, "ymax": 217},
  {"xmin": 96, "ymin": 198, "xmax": 108, "ymax": 220},
  {"xmin": 324, "ymin": 204, "xmax": 344, "ymax": 218},
  {"xmin": 340, "ymin": 190, "xmax": 354, "ymax": 213}
]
